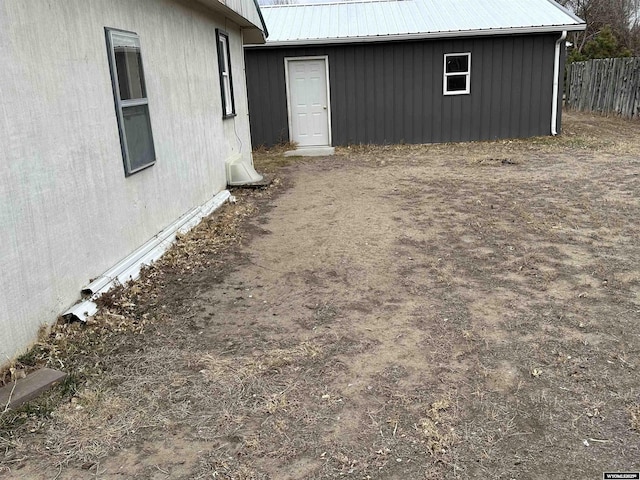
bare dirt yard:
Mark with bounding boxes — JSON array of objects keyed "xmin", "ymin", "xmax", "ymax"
[{"xmin": 2, "ymin": 111, "xmax": 640, "ymax": 479}]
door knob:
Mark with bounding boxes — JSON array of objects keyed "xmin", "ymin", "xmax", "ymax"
[{"xmin": 323, "ymin": 106, "xmax": 327, "ymax": 109}]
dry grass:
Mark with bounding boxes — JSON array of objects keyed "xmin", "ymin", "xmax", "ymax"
[
  {"xmin": 0, "ymin": 186, "xmax": 276, "ymax": 472},
  {"xmin": 1, "ymin": 111, "xmax": 640, "ymax": 478},
  {"xmin": 630, "ymin": 405, "xmax": 640, "ymax": 432},
  {"xmin": 419, "ymin": 399, "xmax": 455, "ymax": 455},
  {"xmin": 0, "ymin": 198, "xmax": 259, "ymax": 384}
]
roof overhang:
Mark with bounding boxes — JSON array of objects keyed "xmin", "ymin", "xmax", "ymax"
[
  {"xmin": 192, "ymin": 0, "xmax": 268, "ymax": 44},
  {"xmin": 246, "ymin": 23, "xmax": 586, "ymax": 48}
]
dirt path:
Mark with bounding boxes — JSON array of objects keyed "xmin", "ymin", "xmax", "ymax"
[{"xmin": 2, "ymin": 112, "xmax": 640, "ymax": 479}]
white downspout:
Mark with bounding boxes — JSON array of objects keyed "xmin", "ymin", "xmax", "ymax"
[{"xmin": 551, "ymin": 30, "xmax": 567, "ymax": 135}]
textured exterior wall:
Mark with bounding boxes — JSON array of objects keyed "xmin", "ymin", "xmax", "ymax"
[
  {"xmin": 0, "ymin": 0, "xmax": 254, "ymax": 364},
  {"xmin": 245, "ymin": 34, "xmax": 566, "ymax": 147}
]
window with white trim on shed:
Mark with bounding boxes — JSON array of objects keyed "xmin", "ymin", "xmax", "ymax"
[
  {"xmin": 216, "ymin": 29, "xmax": 235, "ymax": 118},
  {"xmin": 105, "ymin": 28, "xmax": 156, "ymax": 175},
  {"xmin": 443, "ymin": 53, "xmax": 471, "ymax": 95}
]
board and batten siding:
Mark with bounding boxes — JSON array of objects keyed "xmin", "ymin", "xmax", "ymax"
[
  {"xmin": 245, "ymin": 34, "xmax": 564, "ymax": 146},
  {"xmin": 0, "ymin": 0, "xmax": 254, "ymax": 364}
]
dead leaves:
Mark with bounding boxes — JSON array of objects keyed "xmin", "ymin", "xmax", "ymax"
[{"xmin": 419, "ymin": 399, "xmax": 455, "ymax": 455}]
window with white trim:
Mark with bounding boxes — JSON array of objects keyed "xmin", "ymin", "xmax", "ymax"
[
  {"xmin": 216, "ymin": 29, "xmax": 235, "ymax": 118},
  {"xmin": 105, "ymin": 28, "xmax": 156, "ymax": 175},
  {"xmin": 443, "ymin": 53, "xmax": 471, "ymax": 95}
]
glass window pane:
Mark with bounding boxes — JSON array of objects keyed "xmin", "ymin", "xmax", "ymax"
[
  {"xmin": 447, "ymin": 75, "xmax": 468, "ymax": 92},
  {"xmin": 219, "ymin": 39, "xmax": 228, "ymax": 75},
  {"xmin": 223, "ymin": 77, "xmax": 232, "ymax": 115},
  {"xmin": 217, "ymin": 30, "xmax": 235, "ymax": 117},
  {"xmin": 446, "ymin": 55, "xmax": 469, "ymax": 74},
  {"xmin": 122, "ymin": 104, "xmax": 155, "ymax": 171},
  {"xmin": 112, "ymin": 33, "xmax": 146, "ymax": 100}
]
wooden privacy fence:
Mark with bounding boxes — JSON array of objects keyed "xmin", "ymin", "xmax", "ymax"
[{"xmin": 566, "ymin": 57, "xmax": 640, "ymax": 119}]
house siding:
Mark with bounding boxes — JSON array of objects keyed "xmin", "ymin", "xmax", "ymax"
[
  {"xmin": 245, "ymin": 33, "xmax": 565, "ymax": 147},
  {"xmin": 0, "ymin": 0, "xmax": 254, "ymax": 364}
]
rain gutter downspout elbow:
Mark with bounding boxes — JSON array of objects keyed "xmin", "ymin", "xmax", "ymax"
[{"xmin": 551, "ymin": 30, "xmax": 568, "ymax": 136}]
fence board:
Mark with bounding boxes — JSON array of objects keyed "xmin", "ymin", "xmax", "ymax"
[{"xmin": 566, "ymin": 57, "xmax": 640, "ymax": 119}]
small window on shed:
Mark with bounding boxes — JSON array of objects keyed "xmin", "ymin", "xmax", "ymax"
[
  {"xmin": 443, "ymin": 53, "xmax": 471, "ymax": 95},
  {"xmin": 105, "ymin": 28, "xmax": 156, "ymax": 175}
]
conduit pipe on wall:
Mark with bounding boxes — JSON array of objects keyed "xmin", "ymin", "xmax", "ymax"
[{"xmin": 551, "ymin": 30, "xmax": 568, "ymax": 135}]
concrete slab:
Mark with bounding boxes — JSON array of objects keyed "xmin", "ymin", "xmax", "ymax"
[
  {"xmin": 0, "ymin": 368, "xmax": 67, "ymax": 410},
  {"xmin": 232, "ymin": 176, "xmax": 273, "ymax": 188},
  {"xmin": 284, "ymin": 147, "xmax": 335, "ymax": 157}
]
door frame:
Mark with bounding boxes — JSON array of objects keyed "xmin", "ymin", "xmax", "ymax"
[{"xmin": 284, "ymin": 55, "xmax": 332, "ymax": 147}]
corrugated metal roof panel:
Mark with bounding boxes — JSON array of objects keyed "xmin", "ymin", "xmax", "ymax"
[{"xmin": 254, "ymin": 0, "xmax": 585, "ymax": 46}]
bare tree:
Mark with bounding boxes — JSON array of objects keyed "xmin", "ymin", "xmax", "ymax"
[{"xmin": 558, "ymin": 0, "xmax": 640, "ymax": 54}]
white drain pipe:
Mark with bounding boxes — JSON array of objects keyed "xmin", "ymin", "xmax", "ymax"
[
  {"xmin": 63, "ymin": 190, "xmax": 231, "ymax": 322},
  {"xmin": 551, "ymin": 30, "xmax": 567, "ymax": 135}
]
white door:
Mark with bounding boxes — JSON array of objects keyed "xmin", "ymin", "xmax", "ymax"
[{"xmin": 286, "ymin": 58, "xmax": 330, "ymax": 147}]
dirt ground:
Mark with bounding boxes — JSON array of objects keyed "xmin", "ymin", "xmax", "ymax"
[{"xmin": 1, "ymin": 111, "xmax": 640, "ymax": 479}]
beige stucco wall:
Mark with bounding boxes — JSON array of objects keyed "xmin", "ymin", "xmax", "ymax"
[{"xmin": 0, "ymin": 0, "xmax": 255, "ymax": 365}]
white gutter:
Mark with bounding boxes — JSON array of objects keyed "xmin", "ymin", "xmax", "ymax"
[
  {"xmin": 245, "ymin": 24, "xmax": 586, "ymax": 48},
  {"xmin": 63, "ymin": 190, "xmax": 231, "ymax": 322},
  {"xmin": 551, "ymin": 30, "xmax": 567, "ymax": 136}
]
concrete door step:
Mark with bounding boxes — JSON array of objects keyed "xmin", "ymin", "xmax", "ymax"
[{"xmin": 284, "ymin": 146, "xmax": 335, "ymax": 157}]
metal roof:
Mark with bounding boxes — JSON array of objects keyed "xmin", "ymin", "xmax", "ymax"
[{"xmin": 250, "ymin": 0, "xmax": 585, "ymax": 46}]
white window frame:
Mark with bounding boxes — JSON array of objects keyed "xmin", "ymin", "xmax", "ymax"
[
  {"xmin": 443, "ymin": 53, "xmax": 471, "ymax": 96},
  {"xmin": 216, "ymin": 29, "xmax": 235, "ymax": 118},
  {"xmin": 105, "ymin": 28, "xmax": 156, "ymax": 175}
]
